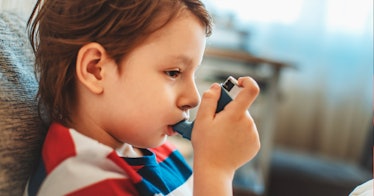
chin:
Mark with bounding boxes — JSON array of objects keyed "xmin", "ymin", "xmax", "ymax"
[
  {"xmin": 151, "ymin": 135, "xmax": 168, "ymax": 148},
  {"xmin": 136, "ymin": 136, "xmax": 168, "ymax": 149}
]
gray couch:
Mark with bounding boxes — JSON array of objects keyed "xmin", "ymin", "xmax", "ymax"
[{"xmin": 0, "ymin": 11, "xmax": 46, "ymax": 196}]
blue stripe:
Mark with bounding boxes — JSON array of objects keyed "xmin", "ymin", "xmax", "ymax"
[
  {"xmin": 27, "ymin": 158, "xmax": 47, "ymax": 196},
  {"xmin": 135, "ymin": 150, "xmax": 192, "ymax": 195}
]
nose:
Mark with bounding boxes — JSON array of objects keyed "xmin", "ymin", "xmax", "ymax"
[{"xmin": 178, "ymin": 81, "xmax": 200, "ymax": 111}]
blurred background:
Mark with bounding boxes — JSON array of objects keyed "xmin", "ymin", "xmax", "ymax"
[
  {"xmin": 197, "ymin": 0, "xmax": 373, "ymax": 195},
  {"xmin": 1, "ymin": 0, "xmax": 372, "ymax": 195}
]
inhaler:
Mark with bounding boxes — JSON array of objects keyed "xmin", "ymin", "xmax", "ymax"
[{"xmin": 172, "ymin": 76, "xmax": 241, "ymax": 140}]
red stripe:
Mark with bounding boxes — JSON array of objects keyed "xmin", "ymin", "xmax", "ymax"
[
  {"xmin": 150, "ymin": 142, "xmax": 176, "ymax": 163},
  {"xmin": 42, "ymin": 122, "xmax": 76, "ymax": 174},
  {"xmin": 67, "ymin": 178, "xmax": 138, "ymax": 196},
  {"xmin": 107, "ymin": 151, "xmax": 143, "ymax": 183},
  {"xmin": 130, "ymin": 165, "xmax": 144, "ymax": 172}
]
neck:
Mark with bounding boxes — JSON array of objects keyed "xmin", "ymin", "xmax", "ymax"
[{"xmin": 68, "ymin": 111, "xmax": 123, "ymax": 149}]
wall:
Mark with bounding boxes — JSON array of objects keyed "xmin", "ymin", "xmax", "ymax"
[{"xmin": 205, "ymin": 0, "xmax": 373, "ymax": 163}]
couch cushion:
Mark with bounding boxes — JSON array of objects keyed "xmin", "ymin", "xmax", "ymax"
[
  {"xmin": 0, "ymin": 11, "xmax": 46, "ymax": 196},
  {"xmin": 268, "ymin": 148, "xmax": 372, "ymax": 196}
]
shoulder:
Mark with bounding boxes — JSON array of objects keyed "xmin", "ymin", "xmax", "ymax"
[
  {"xmin": 150, "ymin": 141, "xmax": 183, "ymax": 162},
  {"xmin": 350, "ymin": 179, "xmax": 373, "ymax": 196},
  {"xmin": 150, "ymin": 141, "xmax": 192, "ymax": 176},
  {"xmin": 152, "ymin": 141, "xmax": 178, "ymax": 155},
  {"xmin": 41, "ymin": 123, "xmax": 115, "ymax": 173},
  {"xmin": 35, "ymin": 123, "xmax": 138, "ymax": 195}
]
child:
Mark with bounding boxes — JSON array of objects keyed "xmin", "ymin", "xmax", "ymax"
[{"xmin": 25, "ymin": 0, "xmax": 260, "ymax": 195}]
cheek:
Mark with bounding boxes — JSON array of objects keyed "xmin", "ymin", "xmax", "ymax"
[
  {"xmin": 136, "ymin": 94, "xmax": 173, "ymax": 119},
  {"xmin": 105, "ymin": 77, "xmax": 175, "ymax": 124},
  {"xmin": 103, "ymin": 85, "xmax": 174, "ymax": 147},
  {"xmin": 130, "ymin": 84, "xmax": 174, "ymax": 111},
  {"xmin": 119, "ymin": 88, "xmax": 173, "ymax": 123}
]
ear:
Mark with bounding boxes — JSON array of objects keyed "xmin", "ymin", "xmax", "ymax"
[{"xmin": 76, "ymin": 42, "xmax": 108, "ymax": 94}]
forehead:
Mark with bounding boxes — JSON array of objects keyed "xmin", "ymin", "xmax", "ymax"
[{"xmin": 120, "ymin": 10, "xmax": 207, "ymax": 68}]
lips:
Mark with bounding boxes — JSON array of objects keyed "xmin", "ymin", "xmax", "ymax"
[
  {"xmin": 166, "ymin": 125, "xmax": 178, "ymax": 136},
  {"xmin": 167, "ymin": 111, "xmax": 190, "ymax": 136}
]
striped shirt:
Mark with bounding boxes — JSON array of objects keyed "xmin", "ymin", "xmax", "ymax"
[{"xmin": 25, "ymin": 123, "xmax": 193, "ymax": 196}]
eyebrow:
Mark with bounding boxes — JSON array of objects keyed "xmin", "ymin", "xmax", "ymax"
[
  {"xmin": 172, "ymin": 54, "xmax": 192, "ymax": 65},
  {"xmin": 170, "ymin": 54, "xmax": 202, "ymax": 70}
]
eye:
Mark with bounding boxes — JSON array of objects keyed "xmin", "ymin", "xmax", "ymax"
[{"xmin": 165, "ymin": 69, "xmax": 181, "ymax": 78}]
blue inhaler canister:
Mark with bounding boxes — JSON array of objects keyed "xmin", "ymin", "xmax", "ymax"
[{"xmin": 172, "ymin": 76, "xmax": 241, "ymax": 140}]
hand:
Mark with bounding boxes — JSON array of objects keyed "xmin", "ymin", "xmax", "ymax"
[{"xmin": 192, "ymin": 76, "xmax": 260, "ymax": 175}]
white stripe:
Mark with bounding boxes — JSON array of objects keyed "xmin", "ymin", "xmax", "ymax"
[
  {"xmin": 166, "ymin": 176, "xmax": 193, "ymax": 196},
  {"xmin": 23, "ymin": 180, "xmax": 29, "ymax": 196},
  {"xmin": 37, "ymin": 129, "xmax": 128, "ymax": 195}
]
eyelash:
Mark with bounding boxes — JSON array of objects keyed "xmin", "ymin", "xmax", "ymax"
[{"xmin": 165, "ymin": 69, "xmax": 181, "ymax": 78}]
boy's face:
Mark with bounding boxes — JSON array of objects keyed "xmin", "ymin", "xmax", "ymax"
[{"xmin": 100, "ymin": 11, "xmax": 206, "ymax": 148}]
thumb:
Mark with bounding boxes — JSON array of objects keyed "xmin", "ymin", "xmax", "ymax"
[{"xmin": 195, "ymin": 83, "xmax": 221, "ymax": 121}]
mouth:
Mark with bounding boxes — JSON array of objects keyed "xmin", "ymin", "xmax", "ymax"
[
  {"xmin": 167, "ymin": 125, "xmax": 178, "ymax": 136},
  {"xmin": 167, "ymin": 111, "xmax": 190, "ymax": 135}
]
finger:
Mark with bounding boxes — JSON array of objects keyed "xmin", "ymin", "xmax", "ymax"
[
  {"xmin": 195, "ymin": 83, "xmax": 221, "ymax": 121},
  {"xmin": 229, "ymin": 77, "xmax": 260, "ymax": 112}
]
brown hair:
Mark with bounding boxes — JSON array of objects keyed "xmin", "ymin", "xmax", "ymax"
[{"xmin": 27, "ymin": 0, "xmax": 213, "ymax": 125}]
